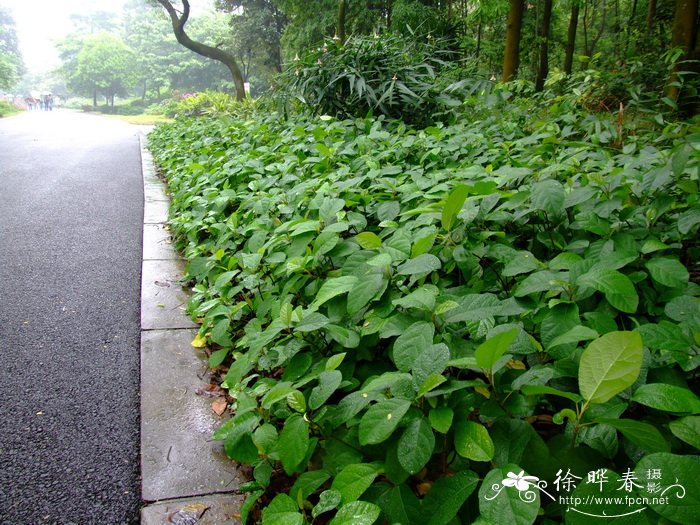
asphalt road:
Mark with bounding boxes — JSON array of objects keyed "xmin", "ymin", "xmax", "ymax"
[{"xmin": 0, "ymin": 110, "xmax": 143, "ymax": 524}]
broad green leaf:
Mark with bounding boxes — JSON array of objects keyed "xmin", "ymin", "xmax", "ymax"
[
  {"xmin": 597, "ymin": 418, "xmax": 670, "ymax": 453},
  {"xmin": 442, "ymin": 293, "xmax": 502, "ymax": 323},
  {"xmin": 211, "ymin": 318, "xmax": 232, "ymax": 346},
  {"xmin": 208, "ymin": 347, "xmax": 229, "ymax": 367},
  {"xmin": 412, "ymin": 343, "xmax": 450, "ymax": 388},
  {"xmin": 397, "ymin": 418, "xmax": 435, "ymax": 474},
  {"xmin": 331, "ymin": 391, "xmax": 375, "ymax": 427},
  {"xmin": 479, "ymin": 465, "xmax": 539, "ymax": 525},
  {"xmin": 547, "ymin": 325, "xmax": 599, "ymax": 349},
  {"xmin": 361, "ymin": 371, "xmax": 413, "ymax": 393},
  {"xmin": 288, "ymin": 390, "xmax": 307, "ymax": 413},
  {"xmin": 396, "ymin": 254, "xmax": 441, "ymax": 275},
  {"xmin": 347, "ymin": 273, "xmax": 388, "ymax": 315},
  {"xmin": 261, "ymin": 494, "xmax": 304, "ymax": 525},
  {"xmin": 329, "ymin": 501, "xmax": 381, "ymax": 525},
  {"xmin": 261, "ymin": 382, "xmax": 296, "ymax": 409},
  {"xmin": 429, "ymin": 407, "xmax": 454, "ymax": 433},
  {"xmin": 502, "ymin": 251, "xmax": 541, "ymax": 277},
  {"xmin": 514, "ymin": 270, "xmax": 564, "ymax": 297},
  {"xmin": 638, "ymin": 321, "xmax": 690, "ymax": 351},
  {"xmin": 636, "ymin": 453, "xmax": 700, "ymax": 523},
  {"xmin": 678, "ymin": 208, "xmax": 700, "ymax": 234},
  {"xmin": 631, "ymin": 384, "xmax": 700, "ymax": 414},
  {"xmin": 578, "ymin": 422, "xmax": 619, "ymax": 459},
  {"xmin": 325, "ymin": 352, "xmax": 346, "ymax": 370},
  {"xmin": 579, "ymin": 331, "xmax": 643, "ymax": 404},
  {"xmin": 641, "ymin": 239, "xmax": 670, "ymax": 254},
  {"xmin": 354, "ymin": 232, "xmax": 382, "ymax": 249},
  {"xmin": 442, "ymin": 184, "xmax": 470, "ymax": 230},
  {"xmin": 311, "ymin": 276, "xmax": 359, "ymax": 308},
  {"xmin": 277, "ymin": 414, "xmax": 310, "ymax": 475},
  {"xmin": 669, "ymin": 416, "xmax": 700, "ymax": 449},
  {"xmin": 664, "ymin": 295, "xmax": 700, "ymax": 322},
  {"xmin": 382, "ymin": 485, "xmax": 421, "ymax": 525},
  {"xmin": 417, "ymin": 373, "xmax": 447, "ymax": 398},
  {"xmin": 309, "ymin": 370, "xmax": 344, "ymax": 410},
  {"xmin": 392, "ymin": 321, "xmax": 435, "ymax": 372},
  {"xmin": 645, "ymin": 257, "xmax": 689, "ymax": 288},
  {"xmin": 289, "ymin": 470, "xmax": 331, "ymax": 507},
  {"xmin": 279, "ymin": 302, "xmax": 293, "ymax": 326},
  {"xmin": 421, "ymin": 470, "xmax": 479, "ymax": 525},
  {"xmin": 490, "ymin": 419, "xmax": 534, "ymax": 466},
  {"xmin": 330, "ymin": 463, "xmax": 380, "ymax": 504},
  {"xmin": 454, "ymin": 419, "xmax": 495, "ymax": 461},
  {"xmin": 312, "ymin": 489, "xmax": 341, "ymax": 518},
  {"xmin": 520, "ymin": 385, "xmax": 582, "ymax": 403},
  {"xmin": 475, "ymin": 328, "xmax": 518, "ymax": 370},
  {"xmin": 531, "ymin": 179, "xmax": 565, "ymax": 215},
  {"xmin": 253, "ymin": 424, "xmax": 278, "ymax": 455},
  {"xmin": 294, "ymin": 311, "xmax": 330, "ymax": 332},
  {"xmin": 324, "ymin": 324, "xmax": 360, "ymax": 348},
  {"xmin": 358, "ymin": 399, "xmax": 411, "ymax": 445},
  {"xmin": 392, "ymin": 285, "xmax": 438, "ymax": 311},
  {"xmin": 577, "ymin": 268, "xmax": 638, "ymax": 313}
]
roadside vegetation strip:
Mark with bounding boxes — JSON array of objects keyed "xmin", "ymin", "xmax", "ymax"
[{"xmin": 148, "ymin": 92, "xmax": 700, "ymax": 524}]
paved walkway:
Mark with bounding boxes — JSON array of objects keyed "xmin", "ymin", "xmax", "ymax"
[
  {"xmin": 0, "ymin": 110, "xmax": 243, "ymax": 524},
  {"xmin": 0, "ymin": 111, "xmax": 143, "ymax": 523}
]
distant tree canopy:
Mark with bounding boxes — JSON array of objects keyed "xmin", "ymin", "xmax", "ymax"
[
  {"xmin": 45, "ymin": 0, "xmax": 698, "ymax": 114},
  {"xmin": 0, "ymin": 6, "xmax": 24, "ymax": 91},
  {"xmin": 59, "ymin": 33, "xmax": 135, "ymax": 105}
]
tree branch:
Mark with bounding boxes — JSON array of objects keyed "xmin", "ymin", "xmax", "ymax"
[{"xmin": 155, "ymin": 0, "xmax": 246, "ymax": 99}]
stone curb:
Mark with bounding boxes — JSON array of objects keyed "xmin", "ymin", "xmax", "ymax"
[{"xmin": 138, "ymin": 132, "xmax": 244, "ymax": 524}]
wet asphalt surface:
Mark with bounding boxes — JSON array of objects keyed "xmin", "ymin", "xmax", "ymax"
[{"xmin": 0, "ymin": 111, "xmax": 143, "ymax": 524}]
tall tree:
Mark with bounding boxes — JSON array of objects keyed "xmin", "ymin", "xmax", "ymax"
[
  {"xmin": 0, "ymin": 6, "xmax": 24, "ymax": 90},
  {"xmin": 535, "ymin": 0, "xmax": 552, "ymax": 91},
  {"xmin": 667, "ymin": 0, "xmax": 699, "ymax": 107},
  {"xmin": 564, "ymin": 0, "xmax": 580, "ymax": 74},
  {"xmin": 155, "ymin": 0, "xmax": 246, "ymax": 99},
  {"xmin": 502, "ymin": 0, "xmax": 525, "ymax": 81},
  {"xmin": 66, "ymin": 33, "xmax": 136, "ymax": 106}
]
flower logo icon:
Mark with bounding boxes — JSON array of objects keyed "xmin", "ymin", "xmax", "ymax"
[{"xmin": 502, "ymin": 471, "xmax": 540, "ymax": 492}]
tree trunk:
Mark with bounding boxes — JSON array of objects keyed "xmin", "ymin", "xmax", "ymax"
[
  {"xmin": 564, "ymin": 2, "xmax": 580, "ymax": 74},
  {"xmin": 502, "ymin": 0, "xmax": 525, "ymax": 81},
  {"xmin": 476, "ymin": 20, "xmax": 482, "ymax": 60},
  {"xmin": 337, "ymin": 0, "xmax": 348, "ymax": 43},
  {"xmin": 535, "ymin": 0, "xmax": 553, "ymax": 91},
  {"xmin": 156, "ymin": 0, "xmax": 246, "ymax": 100},
  {"xmin": 646, "ymin": 0, "xmax": 657, "ymax": 36},
  {"xmin": 93, "ymin": 88, "xmax": 97, "ymax": 107},
  {"xmin": 667, "ymin": 0, "xmax": 699, "ymax": 105}
]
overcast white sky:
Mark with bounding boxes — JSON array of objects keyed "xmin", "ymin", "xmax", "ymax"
[
  {"xmin": 3, "ymin": 0, "xmax": 213, "ymax": 74},
  {"xmin": 3, "ymin": 0, "xmax": 124, "ymax": 73}
]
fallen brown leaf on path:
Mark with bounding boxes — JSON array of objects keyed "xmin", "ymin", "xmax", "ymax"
[
  {"xmin": 211, "ymin": 397, "xmax": 228, "ymax": 416},
  {"xmin": 196, "ymin": 384, "xmax": 226, "ymax": 398},
  {"xmin": 168, "ymin": 502, "xmax": 209, "ymax": 524}
]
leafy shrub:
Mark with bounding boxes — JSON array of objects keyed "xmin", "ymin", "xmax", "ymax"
[
  {"xmin": 149, "ymin": 101, "xmax": 700, "ymax": 525},
  {"xmin": 275, "ymin": 34, "xmax": 468, "ymax": 125},
  {"xmin": 155, "ymin": 91, "xmax": 244, "ymax": 118},
  {"xmin": 0, "ymin": 99, "xmax": 19, "ymax": 117}
]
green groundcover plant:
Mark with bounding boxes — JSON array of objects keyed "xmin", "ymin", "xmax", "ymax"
[{"xmin": 148, "ymin": 96, "xmax": 700, "ymax": 524}]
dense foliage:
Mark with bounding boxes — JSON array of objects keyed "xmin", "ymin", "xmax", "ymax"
[
  {"xmin": 0, "ymin": 6, "xmax": 23, "ymax": 91},
  {"xmin": 275, "ymin": 34, "xmax": 466, "ymax": 125},
  {"xmin": 149, "ymin": 83, "xmax": 700, "ymax": 523}
]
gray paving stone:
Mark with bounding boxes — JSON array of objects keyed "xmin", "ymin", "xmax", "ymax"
[
  {"xmin": 145, "ymin": 184, "xmax": 170, "ymax": 203},
  {"xmin": 140, "ymin": 494, "xmax": 244, "ymax": 524},
  {"xmin": 141, "ymin": 329, "xmax": 244, "ymax": 502},
  {"xmin": 143, "ymin": 223, "xmax": 176, "ymax": 260},
  {"xmin": 141, "ymin": 259, "xmax": 197, "ymax": 330},
  {"xmin": 144, "ymin": 199, "xmax": 170, "ymax": 224}
]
